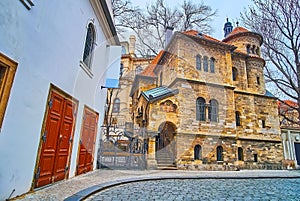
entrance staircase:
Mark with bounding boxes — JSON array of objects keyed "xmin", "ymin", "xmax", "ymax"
[{"xmin": 156, "ymin": 149, "xmax": 177, "ymax": 170}]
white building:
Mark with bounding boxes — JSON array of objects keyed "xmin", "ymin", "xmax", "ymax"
[{"xmin": 0, "ymin": 0, "xmax": 121, "ymax": 199}]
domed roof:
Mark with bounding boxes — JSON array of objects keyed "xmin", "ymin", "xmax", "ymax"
[{"xmin": 222, "ymin": 26, "xmax": 263, "ymax": 45}]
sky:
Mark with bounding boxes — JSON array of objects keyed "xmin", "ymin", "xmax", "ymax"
[{"xmin": 130, "ymin": 0, "xmax": 252, "ymax": 40}]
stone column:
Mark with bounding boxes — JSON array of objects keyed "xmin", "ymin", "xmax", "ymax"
[{"xmin": 147, "ymin": 137, "xmax": 157, "ymax": 169}]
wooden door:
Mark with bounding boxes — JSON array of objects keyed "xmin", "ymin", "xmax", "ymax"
[
  {"xmin": 35, "ymin": 90, "xmax": 77, "ymax": 188},
  {"xmin": 77, "ymin": 107, "xmax": 98, "ymax": 175}
]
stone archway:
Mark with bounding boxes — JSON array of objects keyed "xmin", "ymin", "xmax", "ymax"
[{"xmin": 156, "ymin": 121, "xmax": 176, "ymax": 151}]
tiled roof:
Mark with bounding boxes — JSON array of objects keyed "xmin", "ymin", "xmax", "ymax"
[
  {"xmin": 279, "ymin": 100, "xmax": 298, "ymax": 108},
  {"xmin": 140, "ymin": 50, "xmax": 165, "ymax": 77},
  {"xmin": 183, "ymin": 30, "xmax": 231, "ymax": 46},
  {"xmin": 142, "ymin": 86, "xmax": 178, "ymax": 102},
  {"xmin": 225, "ymin": 27, "xmax": 249, "ymax": 38}
]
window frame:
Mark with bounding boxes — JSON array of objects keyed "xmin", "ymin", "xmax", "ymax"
[
  {"xmin": 210, "ymin": 57, "xmax": 215, "ymax": 73},
  {"xmin": 196, "ymin": 54, "xmax": 202, "ymax": 70},
  {"xmin": 208, "ymin": 99, "xmax": 218, "ymax": 122},
  {"xmin": 217, "ymin": 146, "xmax": 223, "ymax": 161},
  {"xmin": 112, "ymin": 98, "xmax": 120, "ymax": 113},
  {"xmin": 235, "ymin": 111, "xmax": 241, "ymax": 126},
  {"xmin": 194, "ymin": 144, "xmax": 202, "ymax": 160},
  {"xmin": 203, "ymin": 56, "xmax": 208, "ymax": 72},
  {"xmin": 0, "ymin": 52, "xmax": 18, "ymax": 130},
  {"xmin": 232, "ymin": 67, "xmax": 238, "ymax": 81},
  {"xmin": 81, "ymin": 22, "xmax": 96, "ymax": 73},
  {"xmin": 238, "ymin": 147, "xmax": 244, "ymax": 161},
  {"xmin": 196, "ymin": 97, "xmax": 206, "ymax": 121}
]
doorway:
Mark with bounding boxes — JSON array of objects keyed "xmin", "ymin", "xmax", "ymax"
[{"xmin": 35, "ymin": 89, "xmax": 77, "ymax": 188}]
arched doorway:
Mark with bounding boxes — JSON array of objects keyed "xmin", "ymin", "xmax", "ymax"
[{"xmin": 156, "ymin": 122, "xmax": 176, "ymax": 151}]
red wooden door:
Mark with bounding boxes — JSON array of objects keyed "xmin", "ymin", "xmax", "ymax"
[
  {"xmin": 35, "ymin": 91, "xmax": 77, "ymax": 188},
  {"xmin": 77, "ymin": 108, "xmax": 98, "ymax": 175}
]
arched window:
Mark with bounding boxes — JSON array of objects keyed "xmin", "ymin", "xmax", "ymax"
[
  {"xmin": 208, "ymin": 99, "xmax": 218, "ymax": 122},
  {"xmin": 232, "ymin": 67, "xmax": 238, "ymax": 81},
  {"xmin": 210, "ymin": 57, "xmax": 215, "ymax": 73},
  {"xmin": 235, "ymin": 111, "xmax": 241, "ymax": 126},
  {"xmin": 135, "ymin": 65, "xmax": 143, "ymax": 75},
  {"xmin": 112, "ymin": 98, "xmax": 120, "ymax": 113},
  {"xmin": 217, "ymin": 146, "xmax": 223, "ymax": 161},
  {"xmin": 196, "ymin": 54, "xmax": 201, "ymax": 70},
  {"xmin": 83, "ymin": 23, "xmax": 96, "ymax": 68},
  {"xmin": 203, "ymin": 56, "xmax": 208, "ymax": 72},
  {"xmin": 246, "ymin": 44, "xmax": 251, "ymax": 54},
  {"xmin": 238, "ymin": 147, "xmax": 244, "ymax": 161},
  {"xmin": 194, "ymin": 145, "xmax": 202, "ymax": 160},
  {"xmin": 196, "ymin": 97, "xmax": 206, "ymax": 121}
]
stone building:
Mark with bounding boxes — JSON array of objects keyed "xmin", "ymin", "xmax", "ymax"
[
  {"xmin": 279, "ymin": 100, "xmax": 300, "ymax": 169},
  {"xmin": 130, "ymin": 20, "xmax": 283, "ymax": 170}
]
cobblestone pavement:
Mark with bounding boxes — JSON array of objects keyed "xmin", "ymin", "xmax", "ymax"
[
  {"xmin": 13, "ymin": 169, "xmax": 300, "ymax": 201},
  {"xmin": 87, "ymin": 178, "xmax": 300, "ymax": 201}
]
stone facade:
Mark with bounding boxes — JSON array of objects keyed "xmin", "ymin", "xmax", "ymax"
[{"xmin": 129, "ymin": 24, "xmax": 283, "ymax": 170}]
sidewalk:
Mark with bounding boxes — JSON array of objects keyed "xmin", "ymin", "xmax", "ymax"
[{"xmin": 13, "ymin": 169, "xmax": 300, "ymax": 201}]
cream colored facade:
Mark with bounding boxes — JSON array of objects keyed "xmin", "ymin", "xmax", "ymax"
[{"xmin": 130, "ymin": 25, "xmax": 284, "ymax": 170}]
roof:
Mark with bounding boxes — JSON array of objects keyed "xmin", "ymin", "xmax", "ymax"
[
  {"xmin": 222, "ymin": 26, "xmax": 263, "ymax": 45},
  {"xmin": 140, "ymin": 50, "xmax": 165, "ymax": 77},
  {"xmin": 141, "ymin": 86, "xmax": 178, "ymax": 102},
  {"xmin": 183, "ymin": 30, "xmax": 233, "ymax": 47}
]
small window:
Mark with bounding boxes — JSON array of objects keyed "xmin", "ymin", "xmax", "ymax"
[
  {"xmin": 252, "ymin": 45, "xmax": 256, "ymax": 54},
  {"xmin": 246, "ymin": 44, "xmax": 251, "ymax": 54},
  {"xmin": 232, "ymin": 67, "xmax": 238, "ymax": 81},
  {"xmin": 238, "ymin": 147, "xmax": 243, "ymax": 161},
  {"xmin": 120, "ymin": 63, "xmax": 124, "ymax": 77},
  {"xmin": 135, "ymin": 65, "xmax": 143, "ymax": 75},
  {"xmin": 235, "ymin": 111, "xmax": 241, "ymax": 126},
  {"xmin": 194, "ymin": 145, "xmax": 202, "ymax": 160},
  {"xmin": 196, "ymin": 97, "xmax": 206, "ymax": 121},
  {"xmin": 217, "ymin": 146, "xmax": 223, "ymax": 161},
  {"xmin": 203, "ymin": 56, "xmax": 208, "ymax": 72},
  {"xmin": 253, "ymin": 153, "xmax": 258, "ymax": 162},
  {"xmin": 262, "ymin": 119, "xmax": 266, "ymax": 128},
  {"xmin": 112, "ymin": 98, "xmax": 120, "ymax": 113},
  {"xmin": 83, "ymin": 23, "xmax": 96, "ymax": 69},
  {"xmin": 257, "ymin": 76, "xmax": 260, "ymax": 85},
  {"xmin": 0, "ymin": 53, "xmax": 18, "ymax": 129},
  {"xmin": 208, "ymin": 99, "xmax": 218, "ymax": 122},
  {"xmin": 210, "ymin": 57, "xmax": 215, "ymax": 73},
  {"xmin": 196, "ymin": 54, "xmax": 201, "ymax": 70}
]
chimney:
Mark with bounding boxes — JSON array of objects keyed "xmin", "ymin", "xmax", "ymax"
[
  {"xmin": 165, "ymin": 27, "xmax": 174, "ymax": 48},
  {"xmin": 129, "ymin": 35, "xmax": 136, "ymax": 55}
]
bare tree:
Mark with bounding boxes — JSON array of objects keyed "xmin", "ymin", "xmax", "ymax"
[
  {"xmin": 112, "ymin": 0, "xmax": 216, "ymax": 56},
  {"xmin": 241, "ymin": 0, "xmax": 300, "ymax": 125}
]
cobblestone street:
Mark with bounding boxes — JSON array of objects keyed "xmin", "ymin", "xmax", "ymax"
[
  {"xmin": 13, "ymin": 169, "xmax": 300, "ymax": 201},
  {"xmin": 87, "ymin": 178, "xmax": 300, "ymax": 201}
]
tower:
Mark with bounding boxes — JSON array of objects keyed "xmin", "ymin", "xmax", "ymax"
[{"xmin": 223, "ymin": 18, "xmax": 233, "ymax": 37}]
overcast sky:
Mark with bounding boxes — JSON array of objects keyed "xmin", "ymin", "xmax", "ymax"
[{"xmin": 130, "ymin": 0, "xmax": 252, "ymax": 40}]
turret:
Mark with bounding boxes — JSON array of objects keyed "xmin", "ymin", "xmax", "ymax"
[{"xmin": 223, "ymin": 18, "xmax": 233, "ymax": 37}]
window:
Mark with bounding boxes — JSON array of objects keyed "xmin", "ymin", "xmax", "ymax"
[
  {"xmin": 135, "ymin": 65, "xmax": 143, "ymax": 75},
  {"xmin": 83, "ymin": 23, "xmax": 96, "ymax": 69},
  {"xmin": 235, "ymin": 111, "xmax": 241, "ymax": 126},
  {"xmin": 112, "ymin": 98, "xmax": 120, "ymax": 113},
  {"xmin": 208, "ymin": 99, "xmax": 218, "ymax": 122},
  {"xmin": 210, "ymin": 57, "xmax": 215, "ymax": 73},
  {"xmin": 252, "ymin": 45, "xmax": 256, "ymax": 54},
  {"xmin": 196, "ymin": 97, "xmax": 206, "ymax": 121},
  {"xmin": 196, "ymin": 54, "xmax": 201, "ymax": 70},
  {"xmin": 232, "ymin": 67, "xmax": 238, "ymax": 81},
  {"xmin": 120, "ymin": 63, "xmax": 124, "ymax": 77},
  {"xmin": 257, "ymin": 76, "xmax": 260, "ymax": 85},
  {"xmin": 203, "ymin": 56, "xmax": 208, "ymax": 72},
  {"xmin": 238, "ymin": 147, "xmax": 243, "ymax": 161},
  {"xmin": 262, "ymin": 119, "xmax": 266, "ymax": 128},
  {"xmin": 194, "ymin": 145, "xmax": 202, "ymax": 160},
  {"xmin": 217, "ymin": 146, "xmax": 223, "ymax": 161},
  {"xmin": 253, "ymin": 153, "xmax": 258, "ymax": 162},
  {"xmin": 0, "ymin": 53, "xmax": 17, "ymax": 129},
  {"xmin": 246, "ymin": 44, "xmax": 251, "ymax": 54}
]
